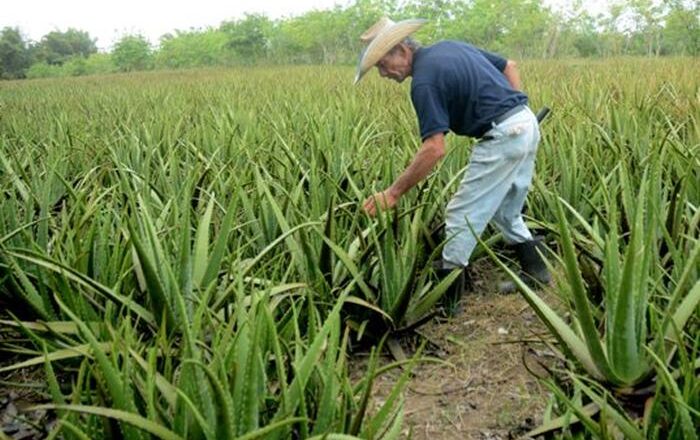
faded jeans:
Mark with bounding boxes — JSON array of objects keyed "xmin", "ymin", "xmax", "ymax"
[{"xmin": 442, "ymin": 106, "xmax": 540, "ymax": 268}]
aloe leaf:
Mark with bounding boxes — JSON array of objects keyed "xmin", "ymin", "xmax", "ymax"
[
  {"xmin": 407, "ymin": 268, "xmax": 461, "ymax": 322},
  {"xmin": 0, "ymin": 249, "xmax": 54, "ymax": 320},
  {"xmin": 201, "ymin": 192, "xmax": 238, "ymax": 289},
  {"xmin": 542, "ymin": 379, "xmax": 602, "ymax": 437},
  {"xmin": 318, "ymin": 194, "xmax": 335, "ymax": 290},
  {"xmin": 350, "ymin": 340, "xmax": 382, "ymax": 435},
  {"xmin": 0, "ymin": 151, "xmax": 30, "ymax": 203},
  {"xmin": 555, "ymin": 198, "xmax": 622, "ymax": 383},
  {"xmin": 236, "ymin": 417, "xmax": 307, "ymax": 440},
  {"xmin": 570, "ymin": 376, "xmax": 645, "ymax": 440},
  {"xmin": 192, "ymin": 194, "xmax": 215, "ymax": 287},
  {"xmin": 55, "ymin": 296, "xmax": 145, "ymax": 440},
  {"xmin": 312, "ymin": 311, "xmax": 341, "ymax": 436},
  {"xmin": 184, "ymin": 360, "xmax": 235, "ymax": 440},
  {"xmin": 345, "ymin": 295, "xmax": 393, "ymax": 322},
  {"xmin": 0, "ymin": 342, "xmax": 110, "ymax": 373},
  {"xmin": 29, "ymin": 404, "xmax": 184, "ymax": 440},
  {"xmin": 665, "ymin": 280, "xmax": 700, "ymax": 342},
  {"xmin": 128, "ymin": 348, "xmax": 177, "ymax": 407},
  {"xmin": 6, "ymin": 249, "xmax": 154, "ymax": 326},
  {"xmin": 50, "ymin": 420, "xmax": 91, "ymax": 440},
  {"xmin": 255, "ymin": 167, "xmax": 307, "ymax": 277},
  {"xmin": 646, "ymin": 348, "xmax": 698, "ymax": 440},
  {"xmin": 128, "ymin": 222, "xmax": 176, "ymax": 330},
  {"xmin": 306, "ymin": 435, "xmax": 363, "ymax": 440},
  {"xmin": 376, "ymin": 399, "xmax": 404, "ymax": 440},
  {"xmin": 608, "ymin": 182, "xmax": 648, "ymax": 383},
  {"xmin": 479, "ymin": 231, "xmax": 604, "ymax": 380},
  {"xmin": 42, "ymin": 343, "xmax": 74, "ymax": 435},
  {"xmin": 362, "ymin": 342, "xmax": 417, "ymax": 438},
  {"xmin": 241, "ymin": 221, "xmax": 321, "ymax": 277},
  {"xmin": 318, "ymin": 233, "xmax": 376, "ymax": 302},
  {"xmin": 0, "ymin": 320, "xmax": 87, "ymax": 335},
  {"xmin": 524, "ymin": 402, "xmax": 599, "ymax": 438},
  {"xmin": 170, "ymin": 387, "xmax": 215, "ymax": 440},
  {"xmin": 560, "ymin": 197, "xmax": 606, "ymax": 250},
  {"xmin": 659, "ymin": 240, "xmax": 700, "ymax": 343},
  {"xmin": 239, "ymin": 308, "xmax": 265, "ymax": 435},
  {"xmin": 269, "ymin": 293, "xmax": 347, "ymax": 435}
]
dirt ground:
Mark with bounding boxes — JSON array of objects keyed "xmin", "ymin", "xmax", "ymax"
[{"xmin": 362, "ymin": 261, "xmax": 561, "ymax": 440}]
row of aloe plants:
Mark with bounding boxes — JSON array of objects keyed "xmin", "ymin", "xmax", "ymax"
[
  {"xmin": 2, "ymin": 58, "xmax": 699, "ymax": 438},
  {"xmin": 508, "ymin": 60, "xmax": 699, "ymax": 438},
  {"xmin": 0, "ymin": 66, "xmax": 460, "ymax": 438}
]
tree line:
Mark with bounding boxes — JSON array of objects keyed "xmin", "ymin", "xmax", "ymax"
[{"xmin": 1, "ymin": 0, "xmax": 697, "ymax": 80}]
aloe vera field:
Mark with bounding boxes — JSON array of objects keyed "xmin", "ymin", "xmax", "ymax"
[{"xmin": 1, "ymin": 58, "xmax": 699, "ymax": 439}]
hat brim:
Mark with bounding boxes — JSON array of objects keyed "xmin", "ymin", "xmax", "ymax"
[{"xmin": 354, "ymin": 19, "xmax": 427, "ymax": 84}]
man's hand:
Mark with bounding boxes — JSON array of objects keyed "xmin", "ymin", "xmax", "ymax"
[
  {"xmin": 362, "ymin": 190, "xmax": 399, "ymax": 216},
  {"xmin": 361, "ymin": 134, "xmax": 445, "ymax": 217}
]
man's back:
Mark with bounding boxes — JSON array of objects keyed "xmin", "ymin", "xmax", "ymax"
[{"xmin": 410, "ymin": 41, "xmax": 527, "ymax": 139}]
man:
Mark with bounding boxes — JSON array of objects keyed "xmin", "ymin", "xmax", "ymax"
[{"xmin": 355, "ymin": 17, "xmax": 550, "ymax": 299}]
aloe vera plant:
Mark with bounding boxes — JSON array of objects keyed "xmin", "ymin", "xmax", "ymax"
[
  {"xmin": 495, "ymin": 153, "xmax": 699, "ymax": 435},
  {"xmin": 1, "ymin": 59, "xmax": 698, "ymax": 438}
]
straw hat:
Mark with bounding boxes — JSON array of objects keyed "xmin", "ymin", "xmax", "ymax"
[{"xmin": 354, "ymin": 17, "xmax": 427, "ymax": 84}]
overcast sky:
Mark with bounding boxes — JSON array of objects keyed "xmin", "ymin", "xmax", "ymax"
[
  {"xmin": 2, "ymin": 0, "xmax": 352, "ymax": 50},
  {"xmin": 3, "ymin": 0, "xmax": 609, "ymax": 51}
]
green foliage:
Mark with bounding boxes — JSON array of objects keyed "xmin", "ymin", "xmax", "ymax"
[
  {"xmin": 24, "ymin": 61, "xmax": 59, "ymax": 79},
  {"xmin": 112, "ymin": 34, "xmax": 153, "ymax": 72},
  {"xmin": 6, "ymin": 0, "xmax": 700, "ymax": 80},
  {"xmin": 0, "ymin": 27, "xmax": 32, "ymax": 79},
  {"xmin": 662, "ymin": 0, "xmax": 700, "ymax": 55},
  {"xmin": 0, "ymin": 65, "xmax": 427, "ymax": 438},
  {"xmin": 220, "ymin": 14, "xmax": 272, "ymax": 62},
  {"xmin": 24, "ymin": 54, "xmax": 115, "ymax": 79},
  {"xmin": 83, "ymin": 53, "xmax": 115, "ymax": 75},
  {"xmin": 157, "ymin": 30, "xmax": 230, "ymax": 68},
  {"xmin": 34, "ymin": 28, "xmax": 97, "ymax": 65},
  {"xmin": 1, "ymin": 59, "xmax": 698, "ymax": 438}
]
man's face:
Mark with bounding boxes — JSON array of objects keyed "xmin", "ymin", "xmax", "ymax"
[{"xmin": 376, "ymin": 45, "xmax": 412, "ymax": 83}]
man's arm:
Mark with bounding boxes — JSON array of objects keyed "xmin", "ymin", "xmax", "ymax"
[
  {"xmin": 362, "ymin": 133, "xmax": 445, "ymax": 216},
  {"xmin": 503, "ymin": 59, "xmax": 521, "ymax": 91}
]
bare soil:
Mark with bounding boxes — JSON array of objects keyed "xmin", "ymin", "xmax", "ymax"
[{"xmin": 360, "ymin": 260, "xmax": 561, "ymax": 440}]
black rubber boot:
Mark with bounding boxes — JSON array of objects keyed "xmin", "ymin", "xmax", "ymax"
[
  {"xmin": 434, "ymin": 261, "xmax": 471, "ymax": 316},
  {"xmin": 499, "ymin": 238, "xmax": 551, "ymax": 293}
]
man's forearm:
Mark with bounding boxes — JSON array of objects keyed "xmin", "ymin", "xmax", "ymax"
[{"xmin": 388, "ymin": 136, "xmax": 445, "ymax": 199}]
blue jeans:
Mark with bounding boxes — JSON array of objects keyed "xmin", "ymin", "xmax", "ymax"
[{"xmin": 442, "ymin": 106, "xmax": 540, "ymax": 268}]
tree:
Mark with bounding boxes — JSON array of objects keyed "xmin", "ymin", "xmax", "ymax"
[
  {"xmin": 662, "ymin": 0, "xmax": 699, "ymax": 55},
  {"xmin": 0, "ymin": 27, "xmax": 32, "ymax": 79},
  {"xmin": 35, "ymin": 28, "xmax": 97, "ymax": 65},
  {"xmin": 112, "ymin": 34, "xmax": 153, "ymax": 72},
  {"xmin": 497, "ymin": 0, "xmax": 553, "ymax": 58},
  {"xmin": 157, "ymin": 29, "xmax": 230, "ymax": 68},
  {"xmin": 83, "ymin": 53, "xmax": 115, "ymax": 75},
  {"xmin": 627, "ymin": 0, "xmax": 666, "ymax": 55},
  {"xmin": 220, "ymin": 14, "xmax": 272, "ymax": 62}
]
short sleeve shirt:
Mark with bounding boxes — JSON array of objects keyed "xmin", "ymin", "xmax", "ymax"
[{"xmin": 410, "ymin": 41, "xmax": 528, "ymax": 140}]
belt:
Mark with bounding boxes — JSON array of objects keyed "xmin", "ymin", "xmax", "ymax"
[
  {"xmin": 492, "ymin": 104, "xmax": 527, "ymax": 126},
  {"xmin": 480, "ymin": 104, "xmax": 527, "ymax": 141}
]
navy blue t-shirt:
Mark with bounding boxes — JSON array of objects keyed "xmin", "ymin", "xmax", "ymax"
[{"xmin": 410, "ymin": 41, "xmax": 528, "ymax": 140}]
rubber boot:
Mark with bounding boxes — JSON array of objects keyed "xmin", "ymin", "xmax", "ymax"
[
  {"xmin": 434, "ymin": 261, "xmax": 471, "ymax": 316},
  {"xmin": 499, "ymin": 239, "xmax": 551, "ymax": 294}
]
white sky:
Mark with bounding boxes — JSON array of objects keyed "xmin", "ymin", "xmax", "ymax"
[
  {"xmin": 3, "ymin": 0, "xmax": 610, "ymax": 51},
  {"xmin": 2, "ymin": 0, "xmax": 352, "ymax": 50}
]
